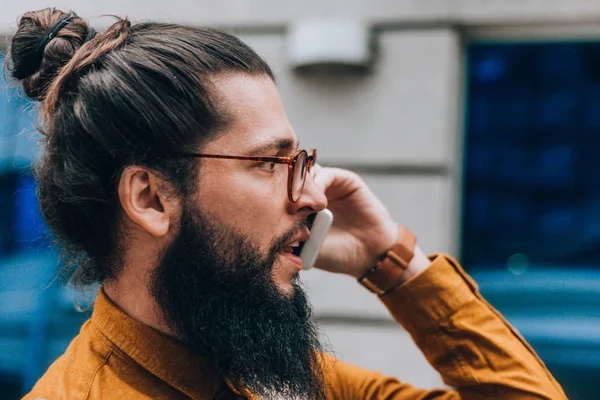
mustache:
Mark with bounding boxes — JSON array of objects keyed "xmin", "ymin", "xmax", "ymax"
[{"xmin": 270, "ymin": 217, "xmax": 311, "ymax": 254}]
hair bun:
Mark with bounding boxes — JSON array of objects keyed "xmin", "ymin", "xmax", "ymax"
[{"xmin": 6, "ymin": 7, "xmax": 90, "ymax": 101}]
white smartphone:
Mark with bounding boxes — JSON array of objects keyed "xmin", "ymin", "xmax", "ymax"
[{"xmin": 299, "ymin": 209, "xmax": 334, "ymax": 270}]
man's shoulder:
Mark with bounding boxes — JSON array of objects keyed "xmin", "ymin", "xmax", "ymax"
[
  {"xmin": 22, "ymin": 321, "xmax": 187, "ymax": 400},
  {"xmin": 22, "ymin": 321, "xmax": 115, "ymax": 400}
]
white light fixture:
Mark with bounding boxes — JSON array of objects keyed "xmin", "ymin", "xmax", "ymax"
[{"xmin": 287, "ymin": 18, "xmax": 372, "ymax": 71}]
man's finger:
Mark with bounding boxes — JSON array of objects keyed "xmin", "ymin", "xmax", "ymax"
[{"xmin": 313, "ymin": 164, "xmax": 331, "ymax": 190}]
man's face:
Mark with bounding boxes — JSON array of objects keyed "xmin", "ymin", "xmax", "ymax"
[
  {"xmin": 149, "ymin": 74, "xmax": 330, "ymax": 399},
  {"xmin": 191, "ymin": 74, "xmax": 328, "ymax": 294}
]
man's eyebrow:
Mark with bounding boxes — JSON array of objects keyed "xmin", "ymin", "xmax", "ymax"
[{"xmin": 247, "ymin": 138, "xmax": 299, "ymax": 156}]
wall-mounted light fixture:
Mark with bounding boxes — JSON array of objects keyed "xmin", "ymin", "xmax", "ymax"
[{"xmin": 287, "ymin": 18, "xmax": 372, "ymax": 74}]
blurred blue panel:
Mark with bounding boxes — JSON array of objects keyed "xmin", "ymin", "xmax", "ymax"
[
  {"xmin": 0, "ymin": 173, "xmax": 17, "ymax": 257},
  {"xmin": 14, "ymin": 175, "xmax": 49, "ymax": 252},
  {"xmin": 0, "ymin": 56, "xmax": 88, "ymax": 399},
  {"xmin": 463, "ymin": 41, "xmax": 600, "ymax": 267},
  {"xmin": 475, "ymin": 55, "xmax": 506, "ymax": 83},
  {"xmin": 463, "ymin": 41, "xmax": 600, "ymax": 400}
]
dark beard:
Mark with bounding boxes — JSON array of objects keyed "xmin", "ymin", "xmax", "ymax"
[{"xmin": 150, "ymin": 203, "xmax": 327, "ymax": 400}]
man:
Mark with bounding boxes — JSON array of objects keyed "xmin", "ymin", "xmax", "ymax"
[{"xmin": 9, "ymin": 8, "xmax": 566, "ymax": 399}]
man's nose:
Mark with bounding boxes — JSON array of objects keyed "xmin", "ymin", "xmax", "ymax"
[{"xmin": 290, "ymin": 173, "xmax": 328, "ymax": 213}]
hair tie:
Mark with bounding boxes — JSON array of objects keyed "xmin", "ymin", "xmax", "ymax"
[
  {"xmin": 37, "ymin": 12, "xmax": 78, "ymax": 54},
  {"xmin": 84, "ymin": 27, "xmax": 96, "ymax": 43}
]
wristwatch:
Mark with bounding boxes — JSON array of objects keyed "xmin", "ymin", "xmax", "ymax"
[{"xmin": 357, "ymin": 225, "xmax": 416, "ymax": 295}]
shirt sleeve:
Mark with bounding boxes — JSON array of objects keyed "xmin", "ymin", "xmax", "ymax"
[{"xmin": 323, "ymin": 254, "xmax": 568, "ymax": 400}]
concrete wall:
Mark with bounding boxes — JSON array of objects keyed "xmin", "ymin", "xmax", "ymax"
[
  {"xmin": 2, "ymin": 0, "xmax": 598, "ymax": 391},
  {"xmin": 243, "ymin": 29, "xmax": 461, "ymax": 388},
  {"xmin": 6, "ymin": 0, "xmax": 600, "ymax": 29}
]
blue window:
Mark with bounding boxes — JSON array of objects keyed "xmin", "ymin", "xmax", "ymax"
[
  {"xmin": 0, "ymin": 56, "xmax": 49, "ymax": 260},
  {"xmin": 462, "ymin": 41, "xmax": 600, "ymax": 270},
  {"xmin": 462, "ymin": 41, "xmax": 600, "ymax": 400},
  {"xmin": 0, "ymin": 57, "xmax": 84, "ymax": 397}
]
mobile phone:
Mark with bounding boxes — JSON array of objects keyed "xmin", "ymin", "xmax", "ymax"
[{"xmin": 299, "ymin": 209, "xmax": 334, "ymax": 270}]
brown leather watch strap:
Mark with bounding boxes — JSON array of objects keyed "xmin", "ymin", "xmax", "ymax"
[{"xmin": 358, "ymin": 225, "xmax": 416, "ymax": 295}]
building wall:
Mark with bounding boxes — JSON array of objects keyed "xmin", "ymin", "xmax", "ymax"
[
  {"xmin": 2, "ymin": 0, "xmax": 599, "ymax": 390},
  {"xmin": 239, "ymin": 29, "xmax": 462, "ymax": 386}
]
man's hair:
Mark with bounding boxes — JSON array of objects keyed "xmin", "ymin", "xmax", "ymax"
[{"xmin": 6, "ymin": 8, "xmax": 274, "ymax": 286}]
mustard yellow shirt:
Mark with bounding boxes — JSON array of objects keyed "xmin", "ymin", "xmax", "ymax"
[{"xmin": 24, "ymin": 255, "xmax": 567, "ymax": 399}]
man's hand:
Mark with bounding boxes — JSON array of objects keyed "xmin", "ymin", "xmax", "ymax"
[
  {"xmin": 311, "ymin": 166, "xmax": 399, "ymax": 278},
  {"xmin": 312, "ymin": 165, "xmax": 432, "ymax": 281}
]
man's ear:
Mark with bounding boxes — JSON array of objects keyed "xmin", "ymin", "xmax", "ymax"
[{"xmin": 118, "ymin": 166, "xmax": 175, "ymax": 237}]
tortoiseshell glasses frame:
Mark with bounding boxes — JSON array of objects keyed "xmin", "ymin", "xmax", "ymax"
[{"xmin": 176, "ymin": 148, "xmax": 317, "ymax": 203}]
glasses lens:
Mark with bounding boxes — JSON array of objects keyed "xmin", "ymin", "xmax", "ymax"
[
  {"xmin": 292, "ymin": 151, "xmax": 308, "ymax": 201},
  {"xmin": 309, "ymin": 149, "xmax": 317, "ymax": 176}
]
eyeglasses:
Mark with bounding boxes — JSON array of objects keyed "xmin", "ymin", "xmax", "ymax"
[{"xmin": 176, "ymin": 149, "xmax": 317, "ymax": 203}]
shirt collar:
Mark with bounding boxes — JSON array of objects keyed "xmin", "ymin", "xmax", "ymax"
[{"xmin": 90, "ymin": 288, "xmax": 235, "ymax": 399}]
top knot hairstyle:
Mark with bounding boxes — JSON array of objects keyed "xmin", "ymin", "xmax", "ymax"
[{"xmin": 5, "ymin": 8, "xmax": 274, "ymax": 286}]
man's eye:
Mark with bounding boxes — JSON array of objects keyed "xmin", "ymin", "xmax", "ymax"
[{"xmin": 257, "ymin": 162, "xmax": 276, "ymax": 170}]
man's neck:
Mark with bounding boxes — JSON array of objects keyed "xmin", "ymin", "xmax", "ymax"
[{"xmin": 102, "ymin": 273, "xmax": 174, "ymax": 338}]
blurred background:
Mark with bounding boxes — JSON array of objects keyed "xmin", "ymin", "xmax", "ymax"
[{"xmin": 2, "ymin": 0, "xmax": 600, "ymax": 399}]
